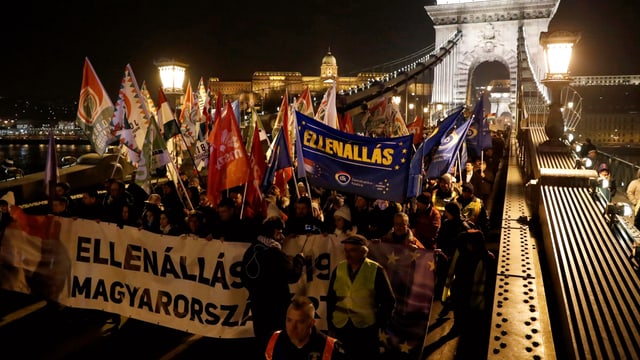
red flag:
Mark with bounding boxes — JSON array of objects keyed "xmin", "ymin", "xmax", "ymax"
[
  {"xmin": 206, "ymin": 101, "xmax": 251, "ymax": 206},
  {"xmin": 407, "ymin": 115, "xmax": 425, "ymax": 144},
  {"xmin": 244, "ymin": 125, "xmax": 267, "ymax": 219},
  {"xmin": 338, "ymin": 112, "xmax": 355, "ymax": 134}
]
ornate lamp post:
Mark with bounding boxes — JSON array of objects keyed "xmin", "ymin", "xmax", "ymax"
[
  {"xmin": 538, "ymin": 31, "xmax": 580, "ymax": 152},
  {"xmin": 154, "ymin": 59, "xmax": 189, "ymax": 174},
  {"xmin": 155, "ymin": 59, "xmax": 188, "ymax": 113}
]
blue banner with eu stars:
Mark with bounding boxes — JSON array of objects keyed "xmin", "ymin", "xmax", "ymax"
[{"xmin": 296, "ymin": 111, "xmax": 413, "ymax": 202}]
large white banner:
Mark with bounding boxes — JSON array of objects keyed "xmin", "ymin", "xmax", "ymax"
[
  {"xmin": 0, "ymin": 213, "xmax": 344, "ymax": 338},
  {"xmin": 0, "ymin": 211, "xmax": 434, "ymax": 357}
]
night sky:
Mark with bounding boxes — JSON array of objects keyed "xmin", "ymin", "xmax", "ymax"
[{"xmin": 1, "ymin": 0, "xmax": 638, "ymax": 103}]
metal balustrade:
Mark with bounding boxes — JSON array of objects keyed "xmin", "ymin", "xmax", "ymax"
[{"xmin": 510, "ymin": 125, "xmax": 640, "ymax": 359}]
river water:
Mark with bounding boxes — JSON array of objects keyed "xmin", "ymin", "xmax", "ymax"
[
  {"xmin": 2, "ymin": 142, "xmax": 640, "ymax": 178},
  {"xmin": 0, "ymin": 143, "xmax": 94, "ymax": 175}
]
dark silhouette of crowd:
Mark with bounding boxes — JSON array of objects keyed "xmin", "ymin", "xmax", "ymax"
[{"xmin": 0, "ymin": 129, "xmax": 507, "ymax": 359}]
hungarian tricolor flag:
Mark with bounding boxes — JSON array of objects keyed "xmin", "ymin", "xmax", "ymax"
[{"xmin": 157, "ymin": 88, "xmax": 181, "ymax": 141}]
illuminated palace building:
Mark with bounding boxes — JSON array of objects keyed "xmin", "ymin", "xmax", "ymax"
[
  {"xmin": 207, "ymin": 49, "xmax": 640, "ymax": 150},
  {"xmin": 208, "ymin": 49, "xmax": 431, "ymax": 118}
]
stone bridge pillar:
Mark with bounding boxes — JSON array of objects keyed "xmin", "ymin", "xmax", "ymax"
[{"xmin": 425, "ymin": 0, "xmax": 561, "ymax": 113}]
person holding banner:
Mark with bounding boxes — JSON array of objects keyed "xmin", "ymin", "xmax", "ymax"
[
  {"xmin": 241, "ymin": 216, "xmax": 306, "ymax": 352},
  {"xmin": 0, "ymin": 198, "xmax": 12, "ymax": 234},
  {"xmin": 327, "ymin": 234, "xmax": 396, "ymax": 360},
  {"xmin": 284, "ymin": 196, "xmax": 326, "ymax": 237},
  {"xmin": 265, "ymin": 295, "xmax": 350, "ymax": 360}
]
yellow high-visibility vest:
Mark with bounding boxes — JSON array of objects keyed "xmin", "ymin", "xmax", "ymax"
[{"xmin": 331, "ymin": 259, "xmax": 377, "ymax": 328}]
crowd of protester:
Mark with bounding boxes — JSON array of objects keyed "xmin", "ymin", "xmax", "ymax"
[{"xmin": 0, "ymin": 130, "xmax": 508, "ymax": 359}]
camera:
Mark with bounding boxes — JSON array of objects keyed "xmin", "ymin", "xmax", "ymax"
[{"xmin": 304, "ymin": 224, "xmax": 321, "ymax": 234}]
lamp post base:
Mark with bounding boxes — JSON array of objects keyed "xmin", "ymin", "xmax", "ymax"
[{"xmin": 538, "ymin": 139, "xmax": 570, "ymax": 153}]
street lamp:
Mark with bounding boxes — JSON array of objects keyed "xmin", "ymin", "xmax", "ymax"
[
  {"xmin": 155, "ymin": 59, "xmax": 188, "ymax": 111},
  {"xmin": 539, "ymin": 31, "xmax": 581, "ymax": 152}
]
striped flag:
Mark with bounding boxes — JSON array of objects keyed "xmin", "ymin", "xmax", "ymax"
[
  {"xmin": 144, "ymin": 113, "xmax": 171, "ymax": 173},
  {"xmin": 157, "ymin": 88, "xmax": 181, "ymax": 141},
  {"xmin": 197, "ymin": 76, "xmax": 208, "ymax": 116}
]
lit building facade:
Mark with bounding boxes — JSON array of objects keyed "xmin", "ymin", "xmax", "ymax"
[{"xmin": 208, "ymin": 49, "xmax": 407, "ymax": 113}]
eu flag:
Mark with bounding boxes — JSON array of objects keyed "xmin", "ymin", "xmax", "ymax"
[{"xmin": 261, "ymin": 130, "xmax": 293, "ymax": 193}]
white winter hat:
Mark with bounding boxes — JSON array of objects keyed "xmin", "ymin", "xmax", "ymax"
[{"xmin": 334, "ymin": 206, "xmax": 351, "ymax": 222}]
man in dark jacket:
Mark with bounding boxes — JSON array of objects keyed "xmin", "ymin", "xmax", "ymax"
[{"xmin": 241, "ymin": 217, "xmax": 305, "ymax": 352}]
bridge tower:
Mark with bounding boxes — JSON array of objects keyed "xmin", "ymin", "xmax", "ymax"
[{"xmin": 425, "ymin": 0, "xmax": 560, "ymax": 115}]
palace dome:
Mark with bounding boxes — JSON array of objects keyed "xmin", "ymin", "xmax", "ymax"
[{"xmin": 322, "ymin": 49, "xmax": 337, "ymax": 66}]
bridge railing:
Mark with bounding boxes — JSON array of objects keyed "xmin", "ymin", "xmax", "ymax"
[
  {"xmin": 337, "ymin": 30, "xmax": 463, "ymax": 114},
  {"xmin": 514, "ymin": 125, "xmax": 640, "ymax": 359}
]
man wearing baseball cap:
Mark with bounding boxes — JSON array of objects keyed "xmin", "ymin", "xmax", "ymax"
[{"xmin": 326, "ymin": 234, "xmax": 395, "ymax": 360}]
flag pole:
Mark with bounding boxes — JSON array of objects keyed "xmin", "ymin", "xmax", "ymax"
[
  {"xmin": 111, "ymin": 143, "xmax": 124, "ymax": 178},
  {"xmin": 173, "ymin": 88, "xmax": 206, "ymax": 191},
  {"xmin": 239, "ymin": 183, "xmax": 248, "ymax": 220},
  {"xmin": 178, "ymin": 134, "xmax": 205, "ymax": 189},
  {"xmin": 169, "ymin": 159, "xmax": 194, "ymax": 211},
  {"xmin": 45, "ymin": 130, "xmax": 58, "ymax": 208}
]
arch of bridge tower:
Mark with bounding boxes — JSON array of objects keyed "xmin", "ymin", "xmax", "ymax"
[
  {"xmin": 458, "ymin": 39, "xmax": 518, "ymax": 108},
  {"xmin": 425, "ymin": 0, "xmax": 561, "ymax": 113}
]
